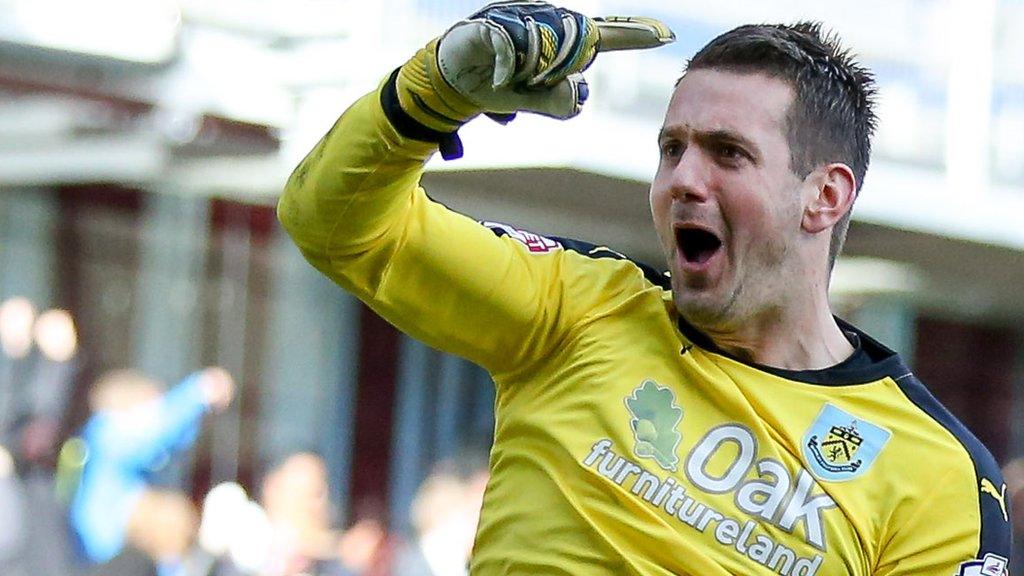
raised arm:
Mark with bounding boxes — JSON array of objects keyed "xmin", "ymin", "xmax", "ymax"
[
  {"xmin": 97, "ymin": 368, "xmax": 234, "ymax": 469},
  {"xmin": 277, "ymin": 3, "xmax": 673, "ymax": 375}
]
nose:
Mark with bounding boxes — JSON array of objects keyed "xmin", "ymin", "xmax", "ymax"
[{"xmin": 669, "ymin": 147, "xmax": 711, "ymax": 203}]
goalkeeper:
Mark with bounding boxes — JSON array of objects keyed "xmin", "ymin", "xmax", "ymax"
[{"xmin": 279, "ymin": 2, "xmax": 1011, "ymax": 574}]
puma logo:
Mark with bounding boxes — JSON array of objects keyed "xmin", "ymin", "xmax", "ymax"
[{"xmin": 980, "ymin": 478, "xmax": 1008, "ymax": 522}]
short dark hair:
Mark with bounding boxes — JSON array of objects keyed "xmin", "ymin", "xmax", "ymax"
[{"xmin": 685, "ymin": 22, "xmax": 878, "ymax": 270}]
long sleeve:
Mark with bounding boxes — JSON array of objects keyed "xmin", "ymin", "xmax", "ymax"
[
  {"xmin": 72, "ymin": 373, "xmax": 212, "ymax": 563},
  {"xmin": 94, "ymin": 373, "xmax": 209, "ymax": 469},
  {"xmin": 277, "ymin": 80, "xmax": 654, "ymax": 378}
]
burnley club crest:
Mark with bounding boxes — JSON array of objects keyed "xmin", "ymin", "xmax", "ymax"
[{"xmin": 803, "ymin": 404, "xmax": 890, "ymax": 482}]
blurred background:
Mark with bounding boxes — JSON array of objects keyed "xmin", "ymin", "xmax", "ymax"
[{"xmin": 0, "ymin": 0, "xmax": 1022, "ymax": 574}]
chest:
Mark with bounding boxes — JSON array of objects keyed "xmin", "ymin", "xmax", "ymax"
[{"xmin": 493, "ymin": 313, "xmax": 894, "ymax": 574}]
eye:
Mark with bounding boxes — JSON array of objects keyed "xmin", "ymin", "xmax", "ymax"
[
  {"xmin": 710, "ymin": 141, "xmax": 749, "ymax": 166},
  {"xmin": 660, "ymin": 140, "xmax": 683, "ymax": 159},
  {"xmin": 715, "ymin": 143, "xmax": 742, "ymax": 159}
]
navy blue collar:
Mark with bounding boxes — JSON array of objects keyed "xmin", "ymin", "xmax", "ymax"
[{"xmin": 676, "ymin": 316, "xmax": 911, "ymax": 386}]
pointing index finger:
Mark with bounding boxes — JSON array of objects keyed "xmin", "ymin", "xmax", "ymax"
[{"xmin": 595, "ymin": 16, "xmax": 676, "ymax": 52}]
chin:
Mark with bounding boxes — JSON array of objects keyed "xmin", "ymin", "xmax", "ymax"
[
  {"xmin": 673, "ymin": 291, "xmax": 728, "ymax": 329},
  {"xmin": 671, "ymin": 270, "xmax": 743, "ymax": 326}
]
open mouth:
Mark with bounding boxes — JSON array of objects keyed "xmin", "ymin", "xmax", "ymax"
[{"xmin": 675, "ymin": 226, "xmax": 723, "ymax": 265}]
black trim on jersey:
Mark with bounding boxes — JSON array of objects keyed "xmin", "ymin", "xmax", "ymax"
[
  {"xmin": 892, "ymin": 374, "xmax": 1013, "ymax": 560},
  {"xmin": 485, "ymin": 226, "xmax": 910, "ymax": 387},
  {"xmin": 380, "ymin": 68, "xmax": 464, "ymax": 160},
  {"xmin": 547, "ymin": 235, "xmax": 672, "ymax": 290},
  {"xmin": 677, "ymin": 314, "xmax": 909, "ymax": 387},
  {"xmin": 482, "ymin": 224, "xmax": 672, "ymax": 288}
]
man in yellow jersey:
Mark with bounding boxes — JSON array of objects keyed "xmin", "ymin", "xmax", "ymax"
[{"xmin": 278, "ymin": 2, "xmax": 1012, "ymax": 574}]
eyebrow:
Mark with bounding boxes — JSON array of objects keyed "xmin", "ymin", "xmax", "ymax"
[{"xmin": 657, "ymin": 125, "xmax": 762, "ymax": 159}]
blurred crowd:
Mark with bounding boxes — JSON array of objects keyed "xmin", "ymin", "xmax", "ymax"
[{"xmin": 0, "ymin": 295, "xmax": 488, "ymax": 576}]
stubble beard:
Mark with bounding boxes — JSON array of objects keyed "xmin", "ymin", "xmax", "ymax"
[
  {"xmin": 672, "ymin": 273, "xmax": 744, "ymax": 332},
  {"xmin": 671, "ymin": 238, "xmax": 792, "ymax": 334}
]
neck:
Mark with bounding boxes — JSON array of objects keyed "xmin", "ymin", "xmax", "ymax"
[{"xmin": 700, "ymin": 280, "xmax": 853, "ymax": 371}]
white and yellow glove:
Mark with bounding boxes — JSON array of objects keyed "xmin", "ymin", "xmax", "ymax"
[{"xmin": 381, "ymin": 1, "xmax": 675, "ymax": 159}]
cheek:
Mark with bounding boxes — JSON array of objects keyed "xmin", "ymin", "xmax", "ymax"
[
  {"xmin": 739, "ymin": 198, "xmax": 775, "ymax": 236},
  {"xmin": 721, "ymin": 181, "xmax": 801, "ymax": 268},
  {"xmin": 649, "ymin": 185, "xmax": 673, "ymax": 247},
  {"xmin": 719, "ymin": 185, "xmax": 771, "ymax": 241},
  {"xmin": 724, "ymin": 170, "xmax": 794, "ymax": 233}
]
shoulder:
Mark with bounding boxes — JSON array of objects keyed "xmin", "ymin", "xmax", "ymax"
[
  {"xmin": 837, "ymin": 321, "xmax": 1010, "ymax": 560},
  {"xmin": 551, "ymin": 235, "xmax": 671, "ymax": 290},
  {"xmin": 890, "ymin": 371, "xmax": 1011, "ymax": 559},
  {"xmin": 479, "ymin": 220, "xmax": 670, "ymax": 289}
]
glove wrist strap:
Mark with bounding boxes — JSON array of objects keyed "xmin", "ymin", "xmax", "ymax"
[{"xmin": 381, "ymin": 68, "xmax": 465, "ymax": 160}]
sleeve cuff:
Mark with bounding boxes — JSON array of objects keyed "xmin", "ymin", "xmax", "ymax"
[{"xmin": 380, "ymin": 68, "xmax": 465, "ymax": 160}]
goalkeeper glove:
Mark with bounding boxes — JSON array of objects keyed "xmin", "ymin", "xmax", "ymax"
[{"xmin": 381, "ymin": 1, "xmax": 675, "ymax": 160}]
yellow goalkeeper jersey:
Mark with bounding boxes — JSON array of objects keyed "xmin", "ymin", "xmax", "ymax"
[{"xmin": 278, "ymin": 82, "xmax": 1012, "ymax": 576}]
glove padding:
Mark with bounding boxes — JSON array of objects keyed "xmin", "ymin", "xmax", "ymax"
[
  {"xmin": 437, "ymin": 1, "xmax": 598, "ymax": 121},
  {"xmin": 389, "ymin": 1, "xmax": 674, "ymax": 159}
]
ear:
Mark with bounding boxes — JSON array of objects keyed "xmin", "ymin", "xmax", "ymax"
[{"xmin": 802, "ymin": 163, "xmax": 857, "ymax": 234}]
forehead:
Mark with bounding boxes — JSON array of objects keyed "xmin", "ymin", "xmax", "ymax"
[{"xmin": 663, "ymin": 69, "xmax": 794, "ymax": 143}]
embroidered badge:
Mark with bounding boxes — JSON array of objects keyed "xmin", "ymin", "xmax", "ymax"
[{"xmin": 802, "ymin": 403, "xmax": 890, "ymax": 482}]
